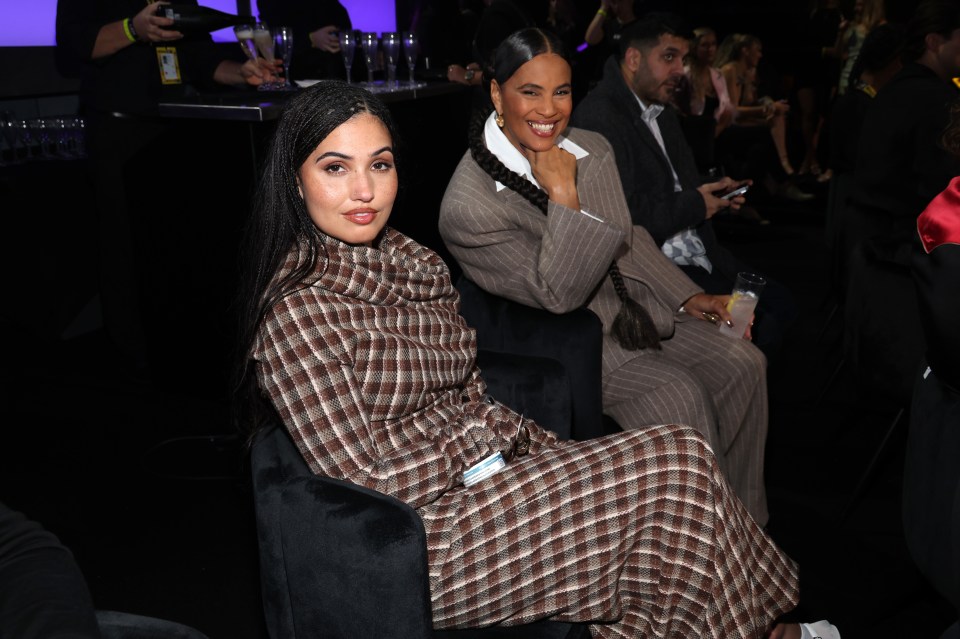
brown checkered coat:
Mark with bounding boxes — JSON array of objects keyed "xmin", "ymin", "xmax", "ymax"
[{"xmin": 253, "ymin": 229, "xmax": 799, "ymax": 637}]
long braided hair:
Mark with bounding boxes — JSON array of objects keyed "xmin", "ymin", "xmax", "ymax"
[{"xmin": 468, "ymin": 27, "xmax": 661, "ymax": 350}]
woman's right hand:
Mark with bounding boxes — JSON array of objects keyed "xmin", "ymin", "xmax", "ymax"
[
  {"xmin": 131, "ymin": 2, "xmax": 182, "ymax": 43},
  {"xmin": 524, "ymin": 145, "xmax": 580, "ymax": 211}
]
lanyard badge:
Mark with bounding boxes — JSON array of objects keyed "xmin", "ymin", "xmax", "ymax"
[{"xmin": 156, "ymin": 47, "xmax": 181, "ymax": 84}]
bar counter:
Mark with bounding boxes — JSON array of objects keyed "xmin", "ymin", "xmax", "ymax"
[{"xmin": 158, "ymin": 80, "xmax": 468, "ymax": 122}]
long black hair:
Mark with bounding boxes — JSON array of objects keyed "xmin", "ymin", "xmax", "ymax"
[
  {"xmin": 233, "ymin": 81, "xmax": 401, "ymax": 438},
  {"xmin": 469, "ymin": 27, "xmax": 661, "ymax": 350}
]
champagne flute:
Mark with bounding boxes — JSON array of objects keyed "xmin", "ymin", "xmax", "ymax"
[
  {"xmin": 253, "ymin": 21, "xmax": 276, "ymax": 90},
  {"xmin": 0, "ymin": 111, "xmax": 16, "ymax": 166},
  {"xmin": 360, "ymin": 32, "xmax": 379, "ymax": 85},
  {"xmin": 27, "ymin": 118, "xmax": 52, "ymax": 160},
  {"xmin": 338, "ymin": 29, "xmax": 357, "ymax": 84},
  {"xmin": 381, "ymin": 31, "xmax": 401, "ymax": 87},
  {"xmin": 233, "ymin": 24, "xmax": 258, "ymax": 62},
  {"xmin": 273, "ymin": 26, "xmax": 293, "ymax": 90},
  {"xmin": 402, "ymin": 31, "xmax": 419, "ymax": 85}
]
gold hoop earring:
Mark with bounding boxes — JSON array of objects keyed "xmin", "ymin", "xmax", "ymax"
[{"xmin": 495, "ymin": 113, "xmax": 505, "ymax": 128}]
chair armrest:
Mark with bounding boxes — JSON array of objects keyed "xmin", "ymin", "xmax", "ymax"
[{"xmin": 251, "ymin": 427, "xmax": 433, "ymax": 639}]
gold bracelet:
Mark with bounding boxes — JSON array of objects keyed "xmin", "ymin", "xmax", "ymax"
[{"xmin": 597, "ymin": 8, "xmax": 608, "ymax": 18}]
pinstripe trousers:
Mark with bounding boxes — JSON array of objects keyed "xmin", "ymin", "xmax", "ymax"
[
  {"xmin": 426, "ymin": 425, "xmax": 798, "ymax": 637},
  {"xmin": 601, "ymin": 318, "xmax": 769, "ymax": 526}
]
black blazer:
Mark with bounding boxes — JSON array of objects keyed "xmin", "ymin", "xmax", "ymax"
[{"xmin": 570, "ymin": 56, "xmax": 743, "ymax": 281}]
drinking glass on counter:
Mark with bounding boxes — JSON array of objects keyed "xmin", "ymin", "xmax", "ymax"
[
  {"xmin": 402, "ymin": 31, "xmax": 418, "ymax": 84},
  {"xmin": 234, "ymin": 24, "xmax": 258, "ymax": 62},
  {"xmin": 252, "ymin": 22, "xmax": 277, "ymax": 90},
  {"xmin": 338, "ymin": 29, "xmax": 357, "ymax": 84},
  {"xmin": 273, "ymin": 26, "xmax": 294, "ymax": 90},
  {"xmin": 360, "ymin": 32, "xmax": 379, "ymax": 85},
  {"xmin": 382, "ymin": 31, "xmax": 401, "ymax": 86},
  {"xmin": 0, "ymin": 112, "xmax": 18, "ymax": 165},
  {"xmin": 719, "ymin": 272, "xmax": 766, "ymax": 339}
]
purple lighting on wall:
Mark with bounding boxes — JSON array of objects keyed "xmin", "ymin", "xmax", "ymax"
[
  {"xmin": 248, "ymin": 0, "xmax": 397, "ymax": 36},
  {"xmin": 1, "ymin": 0, "xmax": 396, "ymax": 47}
]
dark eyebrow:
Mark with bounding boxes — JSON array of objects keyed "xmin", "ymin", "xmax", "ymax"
[
  {"xmin": 516, "ymin": 82, "xmax": 572, "ymax": 91},
  {"xmin": 315, "ymin": 151, "xmax": 349, "ymax": 162},
  {"xmin": 315, "ymin": 146, "xmax": 394, "ymax": 163}
]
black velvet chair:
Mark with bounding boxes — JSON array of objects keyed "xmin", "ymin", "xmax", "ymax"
[
  {"xmin": 250, "ymin": 420, "xmax": 592, "ymax": 639},
  {"xmin": 455, "ymin": 276, "xmax": 615, "ymax": 441},
  {"xmin": 96, "ymin": 611, "xmax": 210, "ymax": 638}
]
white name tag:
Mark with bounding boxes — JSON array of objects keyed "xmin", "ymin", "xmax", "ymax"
[{"xmin": 463, "ymin": 451, "xmax": 506, "ymax": 487}]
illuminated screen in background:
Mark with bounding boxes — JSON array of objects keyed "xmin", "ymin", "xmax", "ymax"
[{"xmin": 1, "ymin": 0, "xmax": 396, "ymax": 46}]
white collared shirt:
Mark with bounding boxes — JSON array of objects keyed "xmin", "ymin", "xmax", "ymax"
[
  {"xmin": 483, "ymin": 112, "xmax": 603, "ymax": 222},
  {"xmin": 634, "ymin": 95, "xmax": 681, "ymax": 192},
  {"xmin": 633, "ymin": 96, "xmax": 713, "ymax": 273}
]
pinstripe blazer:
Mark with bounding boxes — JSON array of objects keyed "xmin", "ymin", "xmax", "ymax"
[{"xmin": 439, "ymin": 127, "xmax": 703, "ymax": 374}]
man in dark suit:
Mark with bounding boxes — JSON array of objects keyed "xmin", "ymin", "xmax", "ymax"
[{"xmin": 570, "ymin": 13, "xmax": 795, "ymax": 362}]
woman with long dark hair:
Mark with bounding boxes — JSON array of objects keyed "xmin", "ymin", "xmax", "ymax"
[
  {"xmin": 234, "ymin": 79, "xmax": 831, "ymax": 638},
  {"xmin": 439, "ymin": 27, "xmax": 774, "ymax": 527}
]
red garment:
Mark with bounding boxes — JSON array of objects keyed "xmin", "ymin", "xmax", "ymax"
[{"xmin": 918, "ymin": 175, "xmax": 960, "ymax": 253}]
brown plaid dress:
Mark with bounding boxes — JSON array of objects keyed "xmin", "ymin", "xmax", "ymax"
[{"xmin": 253, "ymin": 229, "xmax": 799, "ymax": 637}]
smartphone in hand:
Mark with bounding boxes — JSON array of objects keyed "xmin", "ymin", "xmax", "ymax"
[{"xmin": 720, "ymin": 184, "xmax": 750, "ymax": 200}]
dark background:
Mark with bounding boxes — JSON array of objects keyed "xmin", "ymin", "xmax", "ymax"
[{"xmin": 3, "ymin": 1, "xmax": 955, "ymax": 638}]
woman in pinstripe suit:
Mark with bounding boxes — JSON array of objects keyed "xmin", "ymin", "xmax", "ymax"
[
  {"xmin": 238, "ymin": 79, "xmax": 837, "ymax": 639},
  {"xmin": 439, "ymin": 27, "xmax": 773, "ymax": 528}
]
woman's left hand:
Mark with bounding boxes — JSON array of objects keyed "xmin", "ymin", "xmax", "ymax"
[{"xmin": 680, "ymin": 293, "xmax": 754, "ymax": 341}]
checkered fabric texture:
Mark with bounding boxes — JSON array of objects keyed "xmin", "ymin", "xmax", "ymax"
[{"xmin": 253, "ymin": 229, "xmax": 798, "ymax": 637}]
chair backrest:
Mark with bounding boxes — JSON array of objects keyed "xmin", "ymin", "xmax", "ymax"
[
  {"xmin": 250, "ymin": 425, "xmax": 434, "ymax": 639},
  {"xmin": 455, "ymin": 276, "xmax": 608, "ymax": 441}
]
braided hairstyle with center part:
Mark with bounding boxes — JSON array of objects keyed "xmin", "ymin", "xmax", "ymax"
[{"xmin": 467, "ymin": 27, "xmax": 661, "ymax": 351}]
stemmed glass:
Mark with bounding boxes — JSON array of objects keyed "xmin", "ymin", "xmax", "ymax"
[
  {"xmin": 233, "ymin": 24, "xmax": 258, "ymax": 63},
  {"xmin": 273, "ymin": 26, "xmax": 294, "ymax": 90},
  {"xmin": 0, "ymin": 111, "xmax": 17, "ymax": 166},
  {"xmin": 338, "ymin": 30, "xmax": 357, "ymax": 84},
  {"xmin": 402, "ymin": 31, "xmax": 419, "ymax": 85},
  {"xmin": 252, "ymin": 21, "xmax": 277, "ymax": 90},
  {"xmin": 360, "ymin": 32, "xmax": 379, "ymax": 85},
  {"xmin": 381, "ymin": 32, "xmax": 401, "ymax": 87},
  {"xmin": 26, "ymin": 118, "xmax": 52, "ymax": 160}
]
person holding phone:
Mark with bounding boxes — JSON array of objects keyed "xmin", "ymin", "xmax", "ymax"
[{"xmin": 570, "ymin": 13, "xmax": 796, "ymax": 364}]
